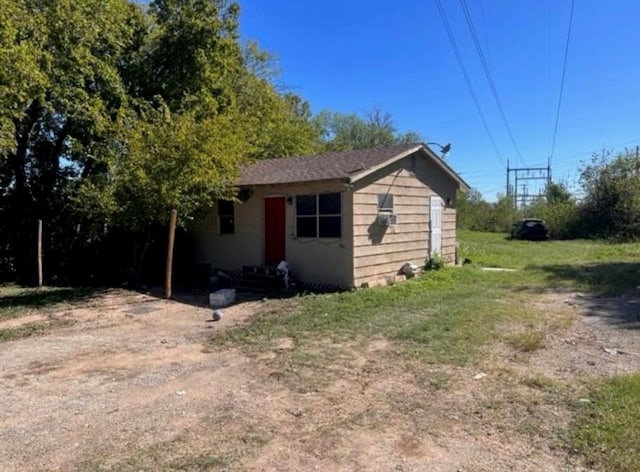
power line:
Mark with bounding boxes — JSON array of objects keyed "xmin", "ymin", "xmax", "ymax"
[
  {"xmin": 549, "ymin": 0, "xmax": 576, "ymax": 166},
  {"xmin": 432, "ymin": 0, "xmax": 506, "ymax": 168},
  {"xmin": 459, "ymin": 0, "xmax": 526, "ymax": 167}
]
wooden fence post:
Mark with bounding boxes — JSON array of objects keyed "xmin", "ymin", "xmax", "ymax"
[
  {"xmin": 164, "ymin": 209, "xmax": 178, "ymax": 299},
  {"xmin": 37, "ymin": 219, "xmax": 43, "ymax": 288}
]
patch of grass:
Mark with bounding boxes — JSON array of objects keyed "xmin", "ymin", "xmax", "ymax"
[
  {"xmin": 0, "ymin": 285, "xmax": 97, "ymax": 321},
  {"xmin": 218, "ymin": 267, "xmax": 534, "ymax": 365},
  {"xmin": 507, "ymin": 330, "xmax": 545, "ymax": 352},
  {"xmin": 0, "ymin": 318, "xmax": 76, "ymax": 342},
  {"xmin": 218, "ymin": 232, "xmax": 639, "ymax": 365},
  {"xmin": 460, "ymin": 230, "xmax": 640, "ymax": 295},
  {"xmin": 571, "ymin": 374, "xmax": 640, "ymax": 472},
  {"xmin": 80, "ymin": 423, "xmax": 270, "ymax": 472},
  {"xmin": 208, "ymin": 231, "xmax": 640, "ymax": 468}
]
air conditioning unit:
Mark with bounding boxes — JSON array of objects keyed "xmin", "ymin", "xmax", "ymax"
[{"xmin": 376, "ymin": 212, "xmax": 397, "ymax": 226}]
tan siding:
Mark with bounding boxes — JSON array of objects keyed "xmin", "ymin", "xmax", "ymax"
[
  {"xmin": 354, "ymin": 214, "xmax": 427, "ymax": 226},
  {"xmin": 190, "ymin": 179, "xmax": 354, "ymax": 288},
  {"xmin": 354, "ymin": 249, "xmax": 428, "ymax": 268},
  {"xmin": 354, "ymin": 222, "xmax": 427, "ymax": 238},
  {"xmin": 441, "ymin": 207, "xmax": 457, "ymax": 263},
  {"xmin": 351, "ymin": 154, "xmax": 461, "ymax": 286},
  {"xmin": 353, "ymin": 232, "xmax": 428, "ymax": 247},
  {"xmin": 354, "ymin": 185, "xmax": 432, "ymax": 199},
  {"xmin": 353, "ymin": 240, "xmax": 426, "ymax": 256},
  {"xmin": 352, "ymin": 164, "xmax": 430, "ymax": 286}
]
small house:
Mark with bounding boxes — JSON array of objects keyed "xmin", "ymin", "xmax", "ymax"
[{"xmin": 190, "ymin": 143, "xmax": 469, "ymax": 289}]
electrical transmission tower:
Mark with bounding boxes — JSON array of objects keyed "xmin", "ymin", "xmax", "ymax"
[{"xmin": 506, "ymin": 160, "xmax": 552, "ymax": 209}]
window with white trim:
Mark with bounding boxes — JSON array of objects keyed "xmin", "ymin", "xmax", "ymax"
[{"xmin": 296, "ymin": 193, "xmax": 341, "ymax": 238}]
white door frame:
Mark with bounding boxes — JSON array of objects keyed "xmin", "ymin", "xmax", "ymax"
[{"xmin": 429, "ymin": 195, "xmax": 443, "ymax": 257}]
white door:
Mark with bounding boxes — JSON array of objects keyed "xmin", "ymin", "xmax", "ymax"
[{"xmin": 429, "ymin": 196, "xmax": 443, "ymax": 257}]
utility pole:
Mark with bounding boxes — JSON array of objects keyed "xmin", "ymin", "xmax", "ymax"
[
  {"xmin": 164, "ymin": 209, "xmax": 178, "ymax": 299},
  {"xmin": 506, "ymin": 164, "xmax": 552, "ymax": 209}
]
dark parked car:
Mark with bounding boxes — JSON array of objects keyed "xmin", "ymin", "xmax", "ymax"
[{"xmin": 511, "ymin": 218, "xmax": 550, "ymax": 240}]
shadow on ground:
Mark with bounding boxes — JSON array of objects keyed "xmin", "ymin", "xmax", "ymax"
[
  {"xmin": 530, "ymin": 261, "xmax": 640, "ymax": 297},
  {"xmin": 143, "ymin": 286, "xmax": 297, "ymax": 311},
  {"xmin": 576, "ymin": 295, "xmax": 640, "ymax": 330},
  {"xmin": 0, "ymin": 286, "xmax": 100, "ymax": 311},
  {"xmin": 529, "ymin": 262, "xmax": 640, "ymax": 330}
]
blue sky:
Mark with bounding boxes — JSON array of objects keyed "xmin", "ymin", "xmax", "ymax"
[{"xmin": 237, "ymin": 0, "xmax": 640, "ymax": 200}]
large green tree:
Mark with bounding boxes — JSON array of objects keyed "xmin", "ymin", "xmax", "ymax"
[
  {"xmin": 0, "ymin": 0, "xmax": 321, "ymax": 282},
  {"xmin": 579, "ymin": 150, "xmax": 640, "ymax": 239},
  {"xmin": 313, "ymin": 108, "xmax": 421, "ymax": 152},
  {"xmin": 0, "ymin": 0, "xmax": 145, "ymax": 278}
]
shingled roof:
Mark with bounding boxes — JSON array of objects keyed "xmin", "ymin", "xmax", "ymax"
[{"xmin": 237, "ymin": 143, "xmax": 468, "ymax": 188}]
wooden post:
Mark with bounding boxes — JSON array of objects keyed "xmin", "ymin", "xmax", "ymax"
[
  {"xmin": 164, "ymin": 209, "xmax": 177, "ymax": 299},
  {"xmin": 37, "ymin": 219, "xmax": 43, "ymax": 288}
]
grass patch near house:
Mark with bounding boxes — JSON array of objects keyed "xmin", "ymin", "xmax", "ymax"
[
  {"xmin": 571, "ymin": 374, "xmax": 640, "ymax": 472},
  {"xmin": 219, "ymin": 267, "xmax": 535, "ymax": 365},
  {"xmin": 219, "ymin": 232, "xmax": 639, "ymax": 365},
  {"xmin": 459, "ymin": 230, "xmax": 640, "ymax": 295},
  {"xmin": 211, "ymin": 231, "xmax": 640, "ymax": 469}
]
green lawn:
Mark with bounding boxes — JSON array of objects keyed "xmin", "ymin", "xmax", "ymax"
[
  {"xmin": 460, "ymin": 230, "xmax": 640, "ymax": 295},
  {"xmin": 217, "ymin": 231, "xmax": 640, "ymax": 469},
  {"xmin": 571, "ymin": 374, "xmax": 640, "ymax": 472},
  {"xmin": 221, "ymin": 231, "xmax": 640, "ymax": 361}
]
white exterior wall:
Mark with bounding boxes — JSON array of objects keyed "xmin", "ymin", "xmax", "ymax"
[{"xmin": 190, "ymin": 180, "xmax": 354, "ymax": 288}]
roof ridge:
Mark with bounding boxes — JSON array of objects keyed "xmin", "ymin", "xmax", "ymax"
[{"xmin": 236, "ymin": 143, "xmax": 432, "ymax": 186}]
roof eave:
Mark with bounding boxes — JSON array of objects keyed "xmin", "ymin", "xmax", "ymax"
[
  {"xmin": 348, "ymin": 144, "xmax": 470, "ymax": 190},
  {"xmin": 421, "ymin": 146, "xmax": 471, "ymax": 191},
  {"xmin": 347, "ymin": 144, "xmax": 424, "ymax": 184}
]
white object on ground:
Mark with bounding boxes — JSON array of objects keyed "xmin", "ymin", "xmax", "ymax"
[
  {"xmin": 277, "ymin": 260, "xmax": 290, "ymax": 290},
  {"xmin": 473, "ymin": 372, "xmax": 488, "ymax": 380},
  {"xmin": 401, "ymin": 262, "xmax": 421, "ymax": 277},
  {"xmin": 209, "ymin": 288, "xmax": 236, "ymax": 307}
]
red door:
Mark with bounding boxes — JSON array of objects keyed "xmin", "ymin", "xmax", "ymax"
[{"xmin": 264, "ymin": 197, "xmax": 286, "ymax": 264}]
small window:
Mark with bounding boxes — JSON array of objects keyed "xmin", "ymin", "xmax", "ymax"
[
  {"xmin": 296, "ymin": 193, "xmax": 341, "ymax": 238},
  {"xmin": 218, "ymin": 200, "xmax": 234, "ymax": 234},
  {"xmin": 378, "ymin": 194, "xmax": 394, "ymax": 212}
]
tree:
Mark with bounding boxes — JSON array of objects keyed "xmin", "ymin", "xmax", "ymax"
[
  {"xmin": 88, "ymin": 0, "xmax": 320, "ymax": 228},
  {"xmin": 526, "ymin": 182, "xmax": 579, "ymax": 239},
  {"xmin": 0, "ymin": 0, "xmax": 323, "ymax": 283},
  {"xmin": 234, "ymin": 42, "xmax": 320, "ymax": 159},
  {"xmin": 0, "ymin": 0, "xmax": 146, "ymax": 280},
  {"xmin": 313, "ymin": 108, "xmax": 422, "ymax": 151},
  {"xmin": 579, "ymin": 150, "xmax": 640, "ymax": 239},
  {"xmin": 456, "ymin": 188, "xmax": 492, "ymax": 230}
]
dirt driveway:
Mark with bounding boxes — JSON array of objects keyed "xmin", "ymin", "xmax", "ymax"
[{"xmin": 0, "ymin": 290, "xmax": 638, "ymax": 471}]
